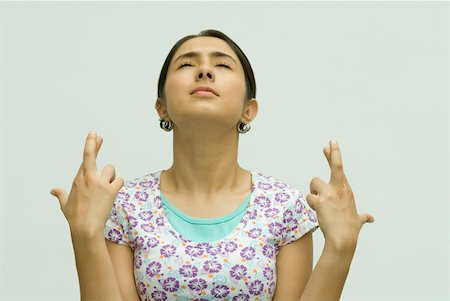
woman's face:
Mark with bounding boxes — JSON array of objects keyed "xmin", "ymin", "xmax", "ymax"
[{"xmin": 157, "ymin": 36, "xmax": 251, "ymax": 132}]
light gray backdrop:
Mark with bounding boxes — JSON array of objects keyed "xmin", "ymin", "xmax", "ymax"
[{"xmin": 0, "ymin": 1, "xmax": 448, "ymax": 300}]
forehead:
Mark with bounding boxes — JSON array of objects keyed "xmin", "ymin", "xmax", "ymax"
[{"xmin": 171, "ymin": 36, "xmax": 239, "ymax": 63}]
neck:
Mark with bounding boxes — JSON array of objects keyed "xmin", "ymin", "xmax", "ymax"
[{"xmin": 162, "ymin": 125, "xmax": 248, "ymax": 199}]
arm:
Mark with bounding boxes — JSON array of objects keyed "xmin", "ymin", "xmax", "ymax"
[
  {"xmin": 298, "ymin": 240, "xmax": 356, "ymax": 301},
  {"xmin": 105, "ymin": 239, "xmax": 142, "ymax": 301},
  {"xmin": 71, "ymin": 228, "xmax": 124, "ymax": 301},
  {"xmin": 272, "ymin": 232, "xmax": 356, "ymax": 301}
]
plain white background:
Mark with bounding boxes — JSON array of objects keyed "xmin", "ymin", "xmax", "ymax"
[{"xmin": 0, "ymin": 1, "xmax": 448, "ymax": 300}]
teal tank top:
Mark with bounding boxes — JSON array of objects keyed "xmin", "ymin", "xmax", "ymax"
[{"xmin": 160, "ymin": 192, "xmax": 251, "ymax": 243}]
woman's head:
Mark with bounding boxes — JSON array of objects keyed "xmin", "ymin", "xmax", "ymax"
[
  {"xmin": 157, "ymin": 29, "xmax": 256, "ymax": 103},
  {"xmin": 155, "ymin": 29, "xmax": 258, "ymax": 134}
]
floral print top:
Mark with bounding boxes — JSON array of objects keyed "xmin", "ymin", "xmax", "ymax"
[{"xmin": 104, "ymin": 170, "xmax": 320, "ymax": 301}]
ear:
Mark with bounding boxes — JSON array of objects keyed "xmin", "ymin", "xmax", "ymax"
[
  {"xmin": 155, "ymin": 98, "xmax": 170, "ymax": 120},
  {"xmin": 240, "ymin": 98, "xmax": 258, "ymax": 124}
]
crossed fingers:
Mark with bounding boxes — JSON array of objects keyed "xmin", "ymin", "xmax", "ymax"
[{"xmin": 323, "ymin": 140, "xmax": 348, "ymax": 186}]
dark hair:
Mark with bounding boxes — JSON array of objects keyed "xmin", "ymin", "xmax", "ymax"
[{"xmin": 157, "ymin": 29, "xmax": 256, "ymax": 103}]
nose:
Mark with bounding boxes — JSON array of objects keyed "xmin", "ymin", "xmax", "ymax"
[{"xmin": 196, "ymin": 65, "xmax": 214, "ymax": 81}]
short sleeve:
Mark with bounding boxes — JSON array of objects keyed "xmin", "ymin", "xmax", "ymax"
[
  {"xmin": 280, "ymin": 190, "xmax": 320, "ymax": 247},
  {"xmin": 103, "ymin": 184, "xmax": 133, "ymax": 247}
]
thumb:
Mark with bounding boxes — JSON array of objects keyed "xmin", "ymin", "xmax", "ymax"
[
  {"xmin": 359, "ymin": 212, "xmax": 375, "ymax": 225},
  {"xmin": 50, "ymin": 188, "xmax": 69, "ymax": 208}
]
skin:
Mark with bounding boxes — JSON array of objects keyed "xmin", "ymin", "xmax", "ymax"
[
  {"xmin": 50, "ymin": 36, "xmax": 374, "ymax": 300},
  {"xmin": 154, "ymin": 36, "xmax": 259, "ymax": 216}
]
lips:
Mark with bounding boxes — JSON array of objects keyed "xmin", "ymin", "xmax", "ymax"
[{"xmin": 191, "ymin": 86, "xmax": 218, "ymax": 96}]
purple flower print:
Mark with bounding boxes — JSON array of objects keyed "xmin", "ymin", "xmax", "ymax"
[
  {"xmin": 240, "ymin": 246, "xmax": 256, "ymax": 260},
  {"xmin": 179, "ymin": 264, "xmax": 198, "ymax": 278},
  {"xmin": 135, "ymin": 256, "xmax": 142, "ymax": 269},
  {"xmin": 156, "ymin": 216, "xmax": 165, "ymax": 226},
  {"xmin": 308, "ymin": 210, "xmax": 317, "ymax": 222},
  {"xmin": 107, "ymin": 229, "xmax": 122, "ymax": 243},
  {"xmin": 263, "ymin": 267, "xmax": 274, "ymax": 280},
  {"xmin": 137, "ymin": 281, "xmax": 146, "ymax": 295},
  {"xmin": 160, "ymin": 244, "xmax": 176, "ymax": 257},
  {"xmin": 254, "ymin": 196, "xmax": 270, "ymax": 208},
  {"xmin": 188, "ymin": 278, "xmax": 208, "ymax": 291},
  {"xmin": 203, "ymin": 260, "xmax": 222, "ymax": 273},
  {"xmin": 146, "ymin": 261, "xmax": 162, "ymax": 277},
  {"xmin": 248, "ymin": 279, "xmax": 264, "ymax": 295},
  {"xmin": 125, "ymin": 180, "xmax": 138, "ymax": 188},
  {"xmin": 264, "ymin": 208, "xmax": 279, "ymax": 218},
  {"xmin": 161, "ymin": 277, "xmax": 179, "ymax": 292},
  {"xmin": 147, "ymin": 236, "xmax": 159, "ymax": 248},
  {"xmin": 185, "ymin": 245, "xmax": 205, "ymax": 258},
  {"xmin": 248, "ymin": 228, "xmax": 262, "ymax": 239},
  {"xmin": 222, "ymin": 240, "xmax": 238, "ymax": 253},
  {"xmin": 268, "ymin": 222, "xmax": 283, "ymax": 237},
  {"xmin": 154, "ymin": 196, "xmax": 162, "ymax": 209},
  {"xmin": 296, "ymin": 198, "xmax": 306, "ymax": 212},
  {"xmin": 262, "ymin": 244, "xmax": 275, "ymax": 259},
  {"xmin": 141, "ymin": 223, "xmax": 155, "ymax": 233},
  {"xmin": 193, "ymin": 242, "xmax": 220, "ymax": 256},
  {"xmin": 134, "ymin": 190, "xmax": 149, "ymax": 202},
  {"xmin": 273, "ymin": 181, "xmax": 287, "ymax": 189},
  {"xmin": 122, "ymin": 202, "xmax": 136, "ymax": 212},
  {"xmin": 138, "ymin": 210, "xmax": 153, "ymax": 221},
  {"xmin": 246, "ymin": 209, "xmax": 257, "ymax": 219},
  {"xmin": 211, "ymin": 284, "xmax": 230, "ymax": 298},
  {"xmin": 232, "ymin": 293, "xmax": 250, "ymax": 301},
  {"xmin": 205, "ymin": 245, "xmax": 219, "ymax": 256},
  {"xmin": 230, "ymin": 264, "xmax": 248, "ymax": 280},
  {"xmin": 283, "ymin": 208, "xmax": 294, "ymax": 223},
  {"xmin": 258, "ymin": 182, "xmax": 273, "ymax": 190},
  {"xmin": 151, "ymin": 289, "xmax": 168, "ymax": 301},
  {"xmin": 117, "ymin": 191, "xmax": 131, "ymax": 202},
  {"xmin": 274, "ymin": 191, "xmax": 290, "ymax": 203},
  {"xmin": 128, "ymin": 216, "xmax": 138, "ymax": 227},
  {"xmin": 139, "ymin": 179, "xmax": 153, "ymax": 188}
]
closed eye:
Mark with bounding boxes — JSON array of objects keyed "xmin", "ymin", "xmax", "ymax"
[{"xmin": 178, "ymin": 61, "xmax": 231, "ymax": 69}]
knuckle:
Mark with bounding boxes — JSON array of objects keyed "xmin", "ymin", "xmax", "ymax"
[{"xmin": 310, "ymin": 177, "xmax": 321, "ymax": 184}]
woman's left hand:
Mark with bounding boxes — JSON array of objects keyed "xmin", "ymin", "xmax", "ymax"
[{"xmin": 306, "ymin": 140, "xmax": 375, "ymax": 250}]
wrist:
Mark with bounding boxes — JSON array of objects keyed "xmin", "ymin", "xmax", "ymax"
[
  {"xmin": 69, "ymin": 222, "xmax": 104, "ymax": 240},
  {"xmin": 325, "ymin": 237, "xmax": 358, "ymax": 256}
]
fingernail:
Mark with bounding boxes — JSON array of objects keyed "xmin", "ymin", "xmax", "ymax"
[
  {"xmin": 89, "ymin": 130, "xmax": 96, "ymax": 135},
  {"xmin": 331, "ymin": 140, "xmax": 337, "ymax": 145}
]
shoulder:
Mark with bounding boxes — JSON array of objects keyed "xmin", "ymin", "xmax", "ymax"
[
  {"xmin": 113, "ymin": 170, "xmax": 163, "ymax": 211},
  {"xmin": 253, "ymin": 170, "xmax": 305, "ymax": 207}
]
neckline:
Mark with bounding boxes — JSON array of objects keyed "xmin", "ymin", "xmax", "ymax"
[
  {"xmin": 155, "ymin": 169, "xmax": 257, "ymax": 246},
  {"xmin": 161, "ymin": 191, "xmax": 251, "ymax": 224}
]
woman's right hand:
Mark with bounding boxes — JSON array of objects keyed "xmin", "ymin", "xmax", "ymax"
[{"xmin": 50, "ymin": 130, "xmax": 125, "ymax": 236}]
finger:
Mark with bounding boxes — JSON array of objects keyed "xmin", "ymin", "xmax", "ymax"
[
  {"xmin": 323, "ymin": 146, "xmax": 331, "ymax": 169},
  {"xmin": 329, "ymin": 140, "xmax": 345, "ymax": 185},
  {"xmin": 83, "ymin": 130, "xmax": 98, "ymax": 173},
  {"xmin": 309, "ymin": 176, "xmax": 327, "ymax": 195},
  {"xmin": 95, "ymin": 135, "xmax": 103, "ymax": 158},
  {"xmin": 305, "ymin": 193, "xmax": 319, "ymax": 211},
  {"xmin": 110, "ymin": 176, "xmax": 125, "ymax": 194},
  {"xmin": 359, "ymin": 213, "xmax": 375, "ymax": 225},
  {"xmin": 101, "ymin": 164, "xmax": 116, "ymax": 183},
  {"xmin": 50, "ymin": 188, "xmax": 69, "ymax": 208}
]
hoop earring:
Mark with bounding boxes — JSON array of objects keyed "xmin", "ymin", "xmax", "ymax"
[
  {"xmin": 237, "ymin": 121, "xmax": 251, "ymax": 134},
  {"xmin": 159, "ymin": 118, "xmax": 173, "ymax": 132}
]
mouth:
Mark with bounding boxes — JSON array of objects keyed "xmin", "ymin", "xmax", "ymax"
[
  {"xmin": 191, "ymin": 86, "xmax": 219, "ymax": 96},
  {"xmin": 192, "ymin": 90, "xmax": 217, "ymax": 97}
]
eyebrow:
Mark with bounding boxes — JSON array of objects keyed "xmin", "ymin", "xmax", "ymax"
[{"xmin": 173, "ymin": 51, "xmax": 238, "ymax": 64}]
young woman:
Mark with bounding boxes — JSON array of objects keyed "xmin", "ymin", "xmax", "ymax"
[{"xmin": 51, "ymin": 29, "xmax": 375, "ymax": 301}]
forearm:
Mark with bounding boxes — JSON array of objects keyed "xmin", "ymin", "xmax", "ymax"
[
  {"xmin": 299, "ymin": 241, "xmax": 356, "ymax": 301},
  {"xmin": 70, "ymin": 229, "xmax": 123, "ymax": 301}
]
